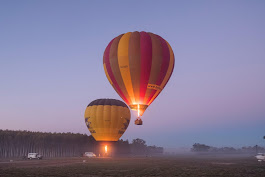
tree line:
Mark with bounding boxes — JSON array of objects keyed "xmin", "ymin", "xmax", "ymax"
[
  {"xmin": 0, "ymin": 129, "xmax": 163, "ymax": 158},
  {"xmin": 191, "ymin": 143, "xmax": 265, "ymax": 153}
]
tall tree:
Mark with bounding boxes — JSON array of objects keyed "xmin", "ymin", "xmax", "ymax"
[{"xmin": 191, "ymin": 143, "xmax": 211, "ymax": 152}]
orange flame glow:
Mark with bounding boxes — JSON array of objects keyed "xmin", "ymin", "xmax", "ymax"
[{"xmin": 137, "ymin": 104, "xmax": 140, "ymax": 117}]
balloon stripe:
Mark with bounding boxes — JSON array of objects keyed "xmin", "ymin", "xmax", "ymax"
[
  {"xmin": 129, "ymin": 32, "xmax": 141, "ymax": 104},
  {"xmin": 109, "ymin": 35, "xmax": 132, "ymax": 105},
  {"xmin": 146, "ymin": 36, "xmax": 170, "ymax": 104},
  {"xmin": 143, "ymin": 33, "xmax": 163, "ymax": 104},
  {"xmin": 148, "ymin": 40, "xmax": 174, "ymax": 105},
  {"xmin": 110, "ymin": 105, "xmax": 116, "ymax": 135},
  {"xmin": 163, "ymin": 41, "xmax": 175, "ymax": 87},
  {"xmin": 97, "ymin": 105, "xmax": 104, "ymax": 133},
  {"xmin": 103, "ymin": 105, "xmax": 110, "ymax": 135},
  {"xmin": 103, "ymin": 38, "xmax": 114, "ymax": 64},
  {"xmin": 118, "ymin": 32, "xmax": 136, "ymax": 104},
  {"xmin": 104, "ymin": 39, "xmax": 129, "ymax": 104},
  {"xmin": 161, "ymin": 41, "xmax": 175, "ymax": 89},
  {"xmin": 92, "ymin": 104, "xmax": 98, "ymax": 139},
  {"xmin": 103, "ymin": 64, "xmax": 113, "ymax": 85},
  {"xmin": 139, "ymin": 32, "xmax": 152, "ymax": 104},
  {"xmin": 155, "ymin": 36, "xmax": 170, "ymax": 85}
]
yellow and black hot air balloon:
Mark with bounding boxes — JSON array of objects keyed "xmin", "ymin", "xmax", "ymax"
[
  {"xmin": 84, "ymin": 99, "xmax": 130, "ymax": 141},
  {"xmin": 103, "ymin": 31, "xmax": 175, "ymax": 125}
]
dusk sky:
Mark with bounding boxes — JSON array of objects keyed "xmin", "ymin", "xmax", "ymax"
[{"xmin": 1, "ymin": 0, "xmax": 265, "ymax": 148}]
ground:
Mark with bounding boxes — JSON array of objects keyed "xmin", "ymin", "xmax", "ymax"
[{"xmin": 0, "ymin": 154, "xmax": 265, "ymax": 177}]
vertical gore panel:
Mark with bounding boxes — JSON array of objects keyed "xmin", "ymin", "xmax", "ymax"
[
  {"xmin": 109, "ymin": 35, "xmax": 132, "ymax": 105},
  {"xmin": 117, "ymin": 107, "xmax": 125, "ymax": 139},
  {"xmin": 139, "ymin": 31, "xmax": 152, "ymax": 103},
  {"xmin": 148, "ymin": 40, "xmax": 175, "ymax": 105},
  {"xmin": 116, "ymin": 106, "xmax": 121, "ymax": 139},
  {"xmin": 103, "ymin": 105, "xmax": 111, "ymax": 135},
  {"xmin": 128, "ymin": 32, "xmax": 141, "ymax": 104},
  {"xmin": 96, "ymin": 106, "xmax": 103, "ymax": 135},
  {"xmin": 118, "ymin": 32, "xmax": 136, "ymax": 104},
  {"xmin": 162, "ymin": 41, "xmax": 175, "ymax": 88},
  {"xmin": 91, "ymin": 106, "xmax": 98, "ymax": 140},
  {"xmin": 110, "ymin": 105, "xmax": 117, "ymax": 136},
  {"xmin": 90, "ymin": 106, "xmax": 97, "ymax": 128},
  {"xmin": 103, "ymin": 38, "xmax": 114, "ymax": 64},
  {"xmin": 84, "ymin": 107, "xmax": 91, "ymax": 129},
  {"xmin": 146, "ymin": 36, "xmax": 170, "ymax": 104},
  {"xmin": 104, "ymin": 37, "xmax": 129, "ymax": 104},
  {"xmin": 155, "ymin": 36, "xmax": 170, "ymax": 85},
  {"xmin": 143, "ymin": 33, "xmax": 163, "ymax": 104},
  {"xmin": 103, "ymin": 64, "xmax": 113, "ymax": 85}
]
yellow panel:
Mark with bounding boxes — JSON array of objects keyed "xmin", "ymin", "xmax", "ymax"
[
  {"xmin": 110, "ymin": 105, "xmax": 117, "ymax": 136},
  {"xmin": 103, "ymin": 63, "xmax": 113, "ymax": 85},
  {"xmin": 85, "ymin": 105, "xmax": 131, "ymax": 141},
  {"xmin": 161, "ymin": 41, "xmax": 174, "ymax": 89},
  {"xmin": 92, "ymin": 105, "xmax": 98, "ymax": 134},
  {"xmin": 117, "ymin": 32, "xmax": 136, "ymax": 104},
  {"xmin": 96, "ymin": 105, "xmax": 104, "ymax": 134},
  {"xmin": 117, "ymin": 107, "xmax": 124, "ymax": 136},
  {"xmin": 85, "ymin": 106, "xmax": 99, "ymax": 140},
  {"xmin": 103, "ymin": 105, "xmax": 111, "ymax": 135},
  {"xmin": 84, "ymin": 106, "xmax": 91, "ymax": 120},
  {"xmin": 147, "ymin": 41, "xmax": 174, "ymax": 105},
  {"xmin": 143, "ymin": 33, "xmax": 163, "ymax": 104}
]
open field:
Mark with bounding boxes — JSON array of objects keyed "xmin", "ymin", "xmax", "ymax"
[{"xmin": 0, "ymin": 154, "xmax": 265, "ymax": 177}]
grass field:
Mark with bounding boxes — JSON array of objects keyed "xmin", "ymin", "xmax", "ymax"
[{"xmin": 1, "ymin": 154, "xmax": 265, "ymax": 177}]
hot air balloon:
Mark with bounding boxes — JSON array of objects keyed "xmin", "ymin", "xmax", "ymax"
[
  {"xmin": 84, "ymin": 99, "xmax": 131, "ymax": 141},
  {"xmin": 103, "ymin": 31, "xmax": 175, "ymax": 125}
]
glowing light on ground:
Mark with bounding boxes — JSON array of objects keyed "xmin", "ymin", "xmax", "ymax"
[{"xmin": 105, "ymin": 145, "xmax": 108, "ymax": 153}]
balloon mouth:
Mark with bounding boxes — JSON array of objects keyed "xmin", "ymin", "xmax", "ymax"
[{"xmin": 129, "ymin": 104, "xmax": 148, "ymax": 117}]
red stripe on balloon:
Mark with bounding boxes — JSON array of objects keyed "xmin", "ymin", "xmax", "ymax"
[
  {"xmin": 139, "ymin": 32, "xmax": 152, "ymax": 104},
  {"xmin": 146, "ymin": 35, "xmax": 170, "ymax": 104},
  {"xmin": 155, "ymin": 35, "xmax": 170, "ymax": 85},
  {"xmin": 149, "ymin": 61, "xmax": 174, "ymax": 105},
  {"xmin": 162, "ymin": 51, "xmax": 175, "ymax": 90},
  {"xmin": 104, "ymin": 38, "xmax": 129, "ymax": 104},
  {"xmin": 148, "ymin": 44, "xmax": 175, "ymax": 105}
]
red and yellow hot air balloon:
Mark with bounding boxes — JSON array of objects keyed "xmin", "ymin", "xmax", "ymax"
[
  {"xmin": 103, "ymin": 31, "xmax": 174, "ymax": 125},
  {"xmin": 84, "ymin": 99, "xmax": 131, "ymax": 141}
]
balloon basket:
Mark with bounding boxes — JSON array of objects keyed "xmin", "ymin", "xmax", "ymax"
[{"xmin": 135, "ymin": 119, "xmax": 143, "ymax": 125}]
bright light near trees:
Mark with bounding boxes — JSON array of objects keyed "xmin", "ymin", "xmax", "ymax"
[{"xmin": 105, "ymin": 145, "xmax": 108, "ymax": 153}]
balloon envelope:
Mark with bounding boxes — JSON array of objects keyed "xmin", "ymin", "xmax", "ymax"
[
  {"xmin": 103, "ymin": 31, "xmax": 175, "ymax": 116},
  {"xmin": 84, "ymin": 99, "xmax": 131, "ymax": 141}
]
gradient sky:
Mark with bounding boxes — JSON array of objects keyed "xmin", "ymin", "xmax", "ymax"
[{"xmin": 1, "ymin": 0, "xmax": 265, "ymax": 148}]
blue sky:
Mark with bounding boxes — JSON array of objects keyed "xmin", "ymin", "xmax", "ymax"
[{"xmin": 0, "ymin": 0, "xmax": 265, "ymax": 148}]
